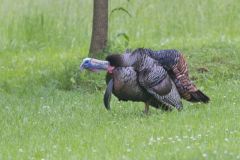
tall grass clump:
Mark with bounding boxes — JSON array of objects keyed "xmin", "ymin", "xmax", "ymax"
[{"xmin": 0, "ymin": 0, "xmax": 92, "ymax": 52}]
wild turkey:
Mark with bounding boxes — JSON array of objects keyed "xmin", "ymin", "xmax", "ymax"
[
  {"xmin": 108, "ymin": 48, "xmax": 210, "ymax": 103},
  {"xmin": 80, "ymin": 49, "xmax": 183, "ymax": 112}
]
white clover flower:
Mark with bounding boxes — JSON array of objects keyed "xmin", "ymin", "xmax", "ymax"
[
  {"xmin": 202, "ymin": 153, "xmax": 207, "ymax": 158},
  {"xmin": 224, "ymin": 138, "xmax": 229, "ymax": 142},
  {"xmin": 149, "ymin": 136, "xmax": 154, "ymax": 142},
  {"xmin": 53, "ymin": 145, "xmax": 57, "ymax": 149},
  {"xmin": 42, "ymin": 105, "xmax": 50, "ymax": 109},
  {"xmin": 127, "ymin": 148, "xmax": 131, "ymax": 152},
  {"xmin": 177, "ymin": 138, "xmax": 182, "ymax": 142},
  {"xmin": 190, "ymin": 136, "xmax": 195, "ymax": 140},
  {"xmin": 66, "ymin": 147, "xmax": 72, "ymax": 152},
  {"xmin": 168, "ymin": 137, "xmax": 173, "ymax": 140}
]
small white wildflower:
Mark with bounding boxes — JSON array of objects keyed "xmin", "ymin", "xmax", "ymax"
[
  {"xmin": 127, "ymin": 148, "xmax": 131, "ymax": 152},
  {"xmin": 157, "ymin": 137, "xmax": 161, "ymax": 141},
  {"xmin": 202, "ymin": 153, "xmax": 207, "ymax": 158},
  {"xmin": 224, "ymin": 138, "xmax": 229, "ymax": 142},
  {"xmin": 177, "ymin": 138, "xmax": 182, "ymax": 142},
  {"xmin": 42, "ymin": 105, "xmax": 50, "ymax": 110},
  {"xmin": 148, "ymin": 136, "xmax": 155, "ymax": 144},
  {"xmin": 66, "ymin": 147, "xmax": 72, "ymax": 152},
  {"xmin": 19, "ymin": 148, "xmax": 23, "ymax": 152},
  {"xmin": 236, "ymin": 155, "xmax": 240, "ymax": 159},
  {"xmin": 224, "ymin": 150, "xmax": 228, "ymax": 154},
  {"xmin": 168, "ymin": 137, "xmax": 173, "ymax": 140},
  {"xmin": 190, "ymin": 136, "xmax": 196, "ymax": 141},
  {"xmin": 213, "ymin": 150, "xmax": 217, "ymax": 154},
  {"xmin": 149, "ymin": 136, "xmax": 154, "ymax": 142},
  {"xmin": 186, "ymin": 146, "xmax": 191, "ymax": 149}
]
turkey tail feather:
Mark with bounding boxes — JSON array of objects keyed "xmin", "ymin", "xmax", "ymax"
[
  {"xmin": 104, "ymin": 79, "xmax": 114, "ymax": 110},
  {"xmin": 190, "ymin": 90, "xmax": 210, "ymax": 103}
]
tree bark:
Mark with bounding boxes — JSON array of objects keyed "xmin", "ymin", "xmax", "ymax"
[{"xmin": 89, "ymin": 0, "xmax": 108, "ymax": 57}]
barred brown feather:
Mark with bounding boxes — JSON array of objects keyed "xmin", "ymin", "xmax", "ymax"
[{"xmin": 143, "ymin": 48, "xmax": 210, "ymax": 103}]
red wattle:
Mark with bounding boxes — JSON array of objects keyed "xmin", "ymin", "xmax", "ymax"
[{"xmin": 107, "ymin": 66, "xmax": 115, "ymax": 74}]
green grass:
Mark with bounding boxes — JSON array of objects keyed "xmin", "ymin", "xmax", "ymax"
[{"xmin": 0, "ymin": 0, "xmax": 240, "ymax": 159}]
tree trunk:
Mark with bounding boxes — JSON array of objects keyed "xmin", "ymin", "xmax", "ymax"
[{"xmin": 89, "ymin": 0, "xmax": 108, "ymax": 57}]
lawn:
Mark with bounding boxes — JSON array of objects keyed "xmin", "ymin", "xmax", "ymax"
[{"xmin": 0, "ymin": 0, "xmax": 240, "ymax": 159}]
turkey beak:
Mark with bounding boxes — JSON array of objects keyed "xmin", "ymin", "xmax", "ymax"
[{"xmin": 79, "ymin": 63, "xmax": 85, "ymax": 71}]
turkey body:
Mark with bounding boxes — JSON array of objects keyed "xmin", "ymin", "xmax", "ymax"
[
  {"xmin": 108, "ymin": 67, "xmax": 146, "ymax": 102},
  {"xmin": 104, "ymin": 49, "xmax": 183, "ymax": 111},
  {"xmin": 105, "ymin": 67, "xmax": 170, "ymax": 110}
]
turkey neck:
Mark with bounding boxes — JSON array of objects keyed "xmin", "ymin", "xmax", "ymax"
[
  {"xmin": 106, "ymin": 53, "xmax": 137, "ymax": 67},
  {"xmin": 106, "ymin": 48, "xmax": 157, "ymax": 72},
  {"xmin": 106, "ymin": 49, "xmax": 151, "ymax": 68}
]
